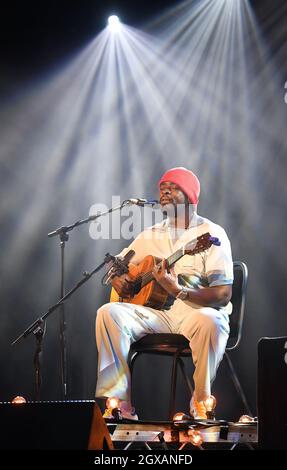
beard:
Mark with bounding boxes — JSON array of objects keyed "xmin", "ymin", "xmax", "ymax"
[{"xmin": 160, "ymin": 202, "xmax": 187, "ymax": 219}]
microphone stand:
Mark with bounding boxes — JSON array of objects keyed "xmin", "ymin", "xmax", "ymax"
[
  {"xmin": 11, "ymin": 253, "xmax": 116, "ymax": 401},
  {"xmin": 47, "ymin": 201, "xmax": 133, "ymax": 399},
  {"xmin": 12, "ymin": 198, "xmax": 155, "ymax": 400},
  {"xmin": 60, "ymin": 231, "xmax": 68, "ymax": 399},
  {"xmin": 46, "ymin": 202, "xmax": 127, "ymax": 399}
]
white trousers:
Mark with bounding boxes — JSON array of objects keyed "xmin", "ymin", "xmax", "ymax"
[{"xmin": 95, "ymin": 299, "xmax": 230, "ymax": 403}]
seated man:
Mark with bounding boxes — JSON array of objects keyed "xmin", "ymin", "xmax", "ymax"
[{"xmin": 95, "ymin": 167, "xmax": 233, "ymax": 419}]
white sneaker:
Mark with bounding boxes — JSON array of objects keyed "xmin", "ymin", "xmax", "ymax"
[
  {"xmin": 103, "ymin": 401, "xmax": 138, "ymax": 420},
  {"xmin": 120, "ymin": 401, "xmax": 139, "ymax": 420},
  {"xmin": 121, "ymin": 409, "xmax": 139, "ymax": 420}
]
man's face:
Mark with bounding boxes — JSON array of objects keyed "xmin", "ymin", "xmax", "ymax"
[{"xmin": 159, "ymin": 181, "xmax": 187, "ymax": 210}]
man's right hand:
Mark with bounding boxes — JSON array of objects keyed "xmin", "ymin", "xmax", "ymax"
[{"xmin": 111, "ymin": 274, "xmax": 134, "ymax": 297}]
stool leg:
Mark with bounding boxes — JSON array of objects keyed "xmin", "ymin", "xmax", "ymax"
[{"xmin": 169, "ymin": 353, "xmax": 179, "ymax": 420}]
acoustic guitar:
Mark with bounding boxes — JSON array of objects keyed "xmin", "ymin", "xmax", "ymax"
[{"xmin": 110, "ymin": 232, "xmax": 220, "ymax": 309}]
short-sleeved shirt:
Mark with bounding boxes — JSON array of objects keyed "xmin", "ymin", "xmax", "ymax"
[{"xmin": 119, "ymin": 213, "xmax": 233, "ymax": 314}]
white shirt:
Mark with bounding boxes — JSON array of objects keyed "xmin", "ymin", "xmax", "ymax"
[{"xmin": 119, "ymin": 213, "xmax": 233, "ymax": 314}]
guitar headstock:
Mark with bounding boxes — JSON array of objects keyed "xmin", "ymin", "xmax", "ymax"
[{"xmin": 184, "ymin": 232, "xmax": 221, "ymax": 255}]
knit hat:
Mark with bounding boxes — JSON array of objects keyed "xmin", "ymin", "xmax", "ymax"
[{"xmin": 158, "ymin": 167, "xmax": 200, "ymax": 204}]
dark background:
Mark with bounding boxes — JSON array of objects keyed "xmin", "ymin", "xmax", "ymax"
[
  {"xmin": 0, "ymin": 0, "xmax": 287, "ymax": 421},
  {"xmin": 1, "ymin": 0, "xmax": 285, "ymax": 68}
]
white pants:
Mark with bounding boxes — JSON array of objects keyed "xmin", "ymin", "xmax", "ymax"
[{"xmin": 95, "ymin": 299, "xmax": 230, "ymax": 403}]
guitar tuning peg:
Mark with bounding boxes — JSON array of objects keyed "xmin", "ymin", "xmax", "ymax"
[{"xmin": 209, "ymin": 237, "xmax": 221, "ymax": 246}]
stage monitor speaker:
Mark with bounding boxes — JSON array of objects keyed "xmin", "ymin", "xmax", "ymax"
[
  {"xmin": 0, "ymin": 400, "xmax": 113, "ymax": 450},
  {"xmin": 258, "ymin": 336, "xmax": 287, "ymax": 449}
]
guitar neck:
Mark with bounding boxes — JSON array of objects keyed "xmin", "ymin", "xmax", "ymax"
[
  {"xmin": 139, "ymin": 248, "xmax": 184, "ymax": 289},
  {"xmin": 133, "ymin": 232, "xmax": 215, "ymax": 291}
]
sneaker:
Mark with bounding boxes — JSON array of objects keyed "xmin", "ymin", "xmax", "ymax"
[
  {"xmin": 190, "ymin": 397, "xmax": 207, "ymax": 420},
  {"xmin": 102, "ymin": 401, "xmax": 138, "ymax": 420},
  {"xmin": 120, "ymin": 409, "xmax": 139, "ymax": 420},
  {"xmin": 120, "ymin": 401, "xmax": 139, "ymax": 421}
]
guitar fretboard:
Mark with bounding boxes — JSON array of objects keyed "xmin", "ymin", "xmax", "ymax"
[
  {"xmin": 137, "ymin": 248, "xmax": 184, "ymax": 290},
  {"xmin": 131, "ymin": 233, "xmax": 215, "ymax": 293}
]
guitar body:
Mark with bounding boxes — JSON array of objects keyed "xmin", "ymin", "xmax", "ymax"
[
  {"xmin": 110, "ymin": 255, "xmax": 170, "ymax": 309},
  {"xmin": 109, "ymin": 232, "xmax": 219, "ymax": 310}
]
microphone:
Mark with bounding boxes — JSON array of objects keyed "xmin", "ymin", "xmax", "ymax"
[{"xmin": 126, "ymin": 198, "xmax": 159, "ymax": 206}]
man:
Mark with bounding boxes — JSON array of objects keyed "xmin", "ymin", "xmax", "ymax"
[{"xmin": 95, "ymin": 167, "xmax": 233, "ymax": 419}]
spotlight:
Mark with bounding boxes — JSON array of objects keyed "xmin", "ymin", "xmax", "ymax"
[
  {"xmin": 106, "ymin": 397, "xmax": 121, "ymax": 410},
  {"xmin": 203, "ymin": 395, "xmax": 217, "ymax": 420},
  {"xmin": 11, "ymin": 396, "xmax": 27, "ymax": 404},
  {"xmin": 103, "ymin": 397, "xmax": 121, "ymax": 419},
  {"xmin": 107, "ymin": 15, "xmax": 121, "ymax": 33}
]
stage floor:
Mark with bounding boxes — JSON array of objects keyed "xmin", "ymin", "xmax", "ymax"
[{"xmin": 107, "ymin": 419, "xmax": 257, "ymax": 450}]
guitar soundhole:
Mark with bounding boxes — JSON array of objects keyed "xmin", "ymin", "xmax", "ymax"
[{"xmin": 133, "ymin": 279, "xmax": 142, "ymax": 295}]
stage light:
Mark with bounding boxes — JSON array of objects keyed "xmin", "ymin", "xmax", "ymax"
[
  {"xmin": 108, "ymin": 15, "xmax": 121, "ymax": 33},
  {"xmin": 106, "ymin": 397, "xmax": 121, "ymax": 410},
  {"xmin": 11, "ymin": 396, "xmax": 27, "ymax": 404},
  {"xmin": 203, "ymin": 395, "xmax": 217, "ymax": 420},
  {"xmin": 103, "ymin": 397, "xmax": 121, "ymax": 419}
]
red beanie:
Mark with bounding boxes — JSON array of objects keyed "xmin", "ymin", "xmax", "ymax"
[{"xmin": 158, "ymin": 167, "xmax": 200, "ymax": 204}]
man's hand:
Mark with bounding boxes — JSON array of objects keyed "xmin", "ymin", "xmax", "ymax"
[
  {"xmin": 111, "ymin": 274, "xmax": 134, "ymax": 297},
  {"xmin": 152, "ymin": 259, "xmax": 232, "ymax": 307},
  {"xmin": 152, "ymin": 259, "xmax": 181, "ymax": 297}
]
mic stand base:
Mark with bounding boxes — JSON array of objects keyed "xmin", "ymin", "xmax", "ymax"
[{"xmin": 33, "ymin": 319, "xmax": 45, "ymax": 401}]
